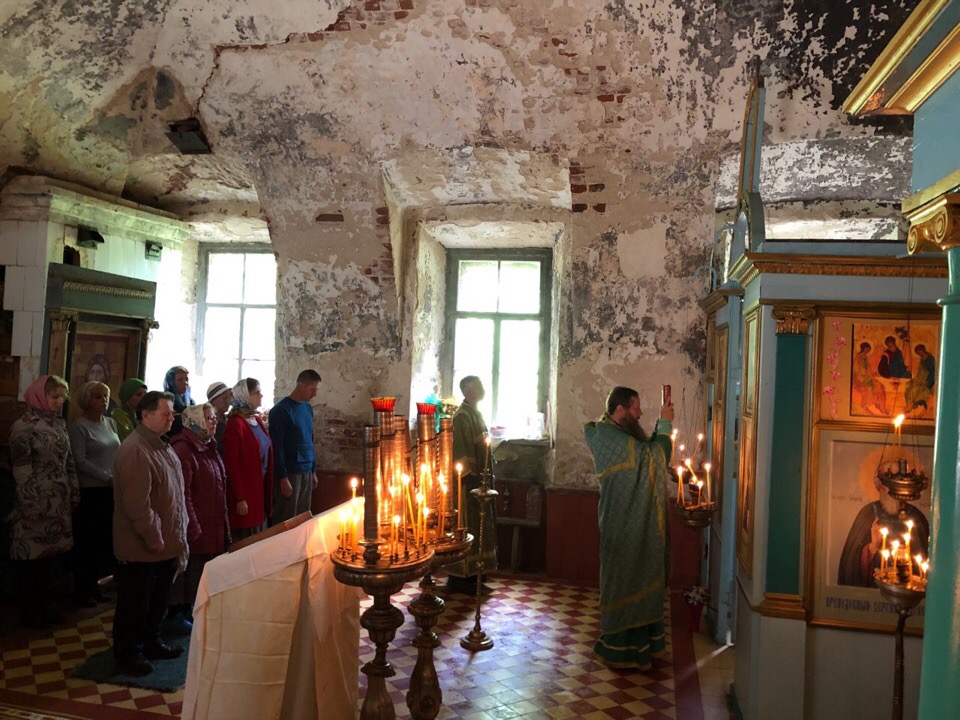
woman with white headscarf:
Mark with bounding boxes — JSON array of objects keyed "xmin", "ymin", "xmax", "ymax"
[{"xmin": 224, "ymin": 378, "xmax": 274, "ymax": 541}]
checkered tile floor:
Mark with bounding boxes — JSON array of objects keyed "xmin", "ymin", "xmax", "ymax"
[{"xmin": 0, "ymin": 575, "xmax": 728, "ymax": 719}]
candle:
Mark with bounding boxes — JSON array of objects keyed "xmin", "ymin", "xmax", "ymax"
[
  {"xmin": 439, "ymin": 476, "xmax": 447, "ymax": 533},
  {"xmin": 671, "ymin": 428, "xmax": 679, "ymax": 441},
  {"xmin": 694, "ymin": 432, "xmax": 704, "ymax": 458},
  {"xmin": 880, "ymin": 526, "xmax": 888, "ymax": 554},
  {"xmin": 393, "ymin": 515, "xmax": 400, "ymax": 554},
  {"xmin": 903, "ymin": 532, "xmax": 911, "ymax": 564},
  {"xmin": 703, "ymin": 462, "xmax": 712, "ymax": 504},
  {"xmin": 893, "ymin": 414, "xmax": 905, "ymax": 450},
  {"xmin": 696, "ymin": 480, "xmax": 704, "ymax": 506},
  {"xmin": 484, "ymin": 436, "xmax": 492, "ymax": 471},
  {"xmin": 402, "ymin": 474, "xmax": 413, "ymax": 554},
  {"xmin": 915, "ymin": 554, "xmax": 924, "ymax": 580},
  {"xmin": 921, "ymin": 560, "xmax": 929, "ymax": 580},
  {"xmin": 416, "ymin": 491, "xmax": 425, "ymax": 545},
  {"xmin": 881, "ymin": 549, "xmax": 890, "ymax": 573},
  {"xmin": 339, "ymin": 509, "xmax": 347, "ymax": 552},
  {"xmin": 424, "ymin": 507, "xmax": 431, "ymax": 542},
  {"xmin": 891, "ymin": 539, "xmax": 900, "ymax": 570},
  {"xmin": 456, "ymin": 463, "xmax": 464, "ymax": 525},
  {"xmin": 351, "ymin": 512, "xmax": 359, "ymax": 554},
  {"xmin": 676, "ymin": 465, "xmax": 685, "ymax": 507},
  {"xmin": 679, "ymin": 444, "xmax": 686, "ymax": 454},
  {"xmin": 350, "ymin": 477, "xmax": 358, "ymax": 501}
]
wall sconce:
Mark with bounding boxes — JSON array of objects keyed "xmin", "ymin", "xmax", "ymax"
[
  {"xmin": 145, "ymin": 242, "xmax": 163, "ymax": 261},
  {"xmin": 77, "ymin": 226, "xmax": 104, "ymax": 249}
]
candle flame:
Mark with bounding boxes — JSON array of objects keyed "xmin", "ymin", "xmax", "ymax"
[
  {"xmin": 906, "ymin": 519, "xmax": 914, "ymax": 531},
  {"xmin": 684, "ymin": 458, "xmax": 693, "ymax": 468},
  {"xmin": 880, "ymin": 527, "xmax": 888, "ymax": 538},
  {"xmin": 339, "ymin": 509, "xmax": 348, "ymax": 521},
  {"xmin": 679, "ymin": 444, "xmax": 686, "ymax": 452},
  {"xmin": 486, "ymin": 436, "xmax": 492, "ymax": 446},
  {"xmin": 893, "ymin": 413, "xmax": 905, "ymax": 429},
  {"xmin": 421, "ymin": 463, "xmax": 429, "ymax": 473},
  {"xmin": 915, "ymin": 554, "xmax": 923, "ymax": 565},
  {"xmin": 401, "ymin": 474, "xmax": 411, "ymax": 486},
  {"xmin": 921, "ymin": 561, "xmax": 929, "ymax": 573},
  {"xmin": 881, "ymin": 549, "xmax": 890, "ymax": 560},
  {"xmin": 903, "ymin": 532, "xmax": 911, "ymax": 544},
  {"xmin": 696, "ymin": 480, "xmax": 704, "ymax": 488},
  {"xmin": 393, "ymin": 515, "xmax": 400, "ymax": 525},
  {"xmin": 676, "ymin": 466, "xmax": 684, "ymax": 477},
  {"xmin": 416, "ymin": 492, "xmax": 424, "ymax": 503},
  {"xmin": 703, "ymin": 462, "xmax": 712, "ymax": 471},
  {"xmin": 697, "ymin": 433, "xmax": 704, "ymax": 441},
  {"xmin": 455, "ymin": 462, "xmax": 463, "ymax": 473},
  {"xmin": 671, "ymin": 429, "xmax": 679, "ymax": 439},
  {"xmin": 891, "ymin": 540, "xmax": 900, "ymax": 551}
]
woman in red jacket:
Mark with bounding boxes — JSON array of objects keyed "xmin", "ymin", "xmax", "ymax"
[
  {"xmin": 169, "ymin": 404, "xmax": 231, "ymax": 624},
  {"xmin": 224, "ymin": 378, "xmax": 273, "ymax": 541}
]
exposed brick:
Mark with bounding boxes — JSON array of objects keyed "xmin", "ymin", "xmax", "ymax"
[
  {"xmin": 593, "ymin": 203, "xmax": 606, "ymax": 212},
  {"xmin": 570, "ymin": 184, "xmax": 587, "ymax": 194},
  {"xmin": 316, "ymin": 212, "xmax": 345, "ymax": 222},
  {"xmin": 572, "ymin": 203, "xmax": 588, "ymax": 213},
  {"xmin": 551, "ymin": 37, "xmax": 566, "ymax": 46},
  {"xmin": 597, "ymin": 93, "xmax": 615, "ymax": 102},
  {"xmin": 399, "ymin": 0, "xmax": 414, "ymax": 8},
  {"xmin": 394, "ymin": 10, "xmax": 408, "ymax": 19},
  {"xmin": 326, "ymin": 21, "xmax": 351, "ymax": 31},
  {"xmin": 588, "ymin": 183, "xmax": 605, "ymax": 192},
  {"xmin": 375, "ymin": 206, "xmax": 389, "ymax": 215},
  {"xmin": 364, "ymin": 0, "xmax": 380, "ymax": 9}
]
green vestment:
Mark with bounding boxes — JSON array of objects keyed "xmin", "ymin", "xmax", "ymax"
[{"xmin": 584, "ymin": 415, "xmax": 672, "ymax": 669}]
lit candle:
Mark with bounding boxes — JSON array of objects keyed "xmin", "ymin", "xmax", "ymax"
[
  {"xmin": 393, "ymin": 514, "xmax": 400, "ymax": 554},
  {"xmin": 915, "ymin": 554, "xmax": 924, "ymax": 580},
  {"xmin": 679, "ymin": 444, "xmax": 686, "ymax": 454},
  {"xmin": 893, "ymin": 414, "xmax": 905, "ymax": 450},
  {"xmin": 703, "ymin": 462, "xmax": 712, "ymax": 504},
  {"xmin": 351, "ymin": 512, "xmax": 359, "ymax": 553},
  {"xmin": 439, "ymin": 477, "xmax": 448, "ymax": 533},
  {"xmin": 694, "ymin": 432, "xmax": 704, "ymax": 458},
  {"xmin": 903, "ymin": 532, "xmax": 911, "ymax": 564},
  {"xmin": 416, "ymin": 491, "xmax": 425, "ymax": 545},
  {"xmin": 891, "ymin": 539, "xmax": 900, "ymax": 569},
  {"xmin": 671, "ymin": 428, "xmax": 679, "ymax": 441},
  {"xmin": 456, "ymin": 463, "xmax": 464, "ymax": 526},
  {"xmin": 881, "ymin": 549, "xmax": 890, "ymax": 573},
  {"xmin": 880, "ymin": 526, "xmax": 888, "ymax": 554},
  {"xmin": 339, "ymin": 509, "xmax": 347, "ymax": 551},
  {"xmin": 424, "ymin": 507, "xmax": 431, "ymax": 542},
  {"xmin": 921, "ymin": 560, "xmax": 929, "ymax": 580},
  {"xmin": 696, "ymin": 480, "xmax": 704, "ymax": 506},
  {"xmin": 402, "ymin": 474, "xmax": 414, "ymax": 553},
  {"xmin": 484, "ymin": 436, "xmax": 492, "ymax": 471},
  {"xmin": 676, "ymin": 465, "xmax": 685, "ymax": 507}
]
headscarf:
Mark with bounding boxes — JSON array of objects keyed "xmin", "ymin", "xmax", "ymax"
[
  {"xmin": 181, "ymin": 405, "xmax": 211, "ymax": 440},
  {"xmin": 163, "ymin": 365, "xmax": 193, "ymax": 410},
  {"xmin": 230, "ymin": 379, "xmax": 260, "ymax": 423},
  {"xmin": 119, "ymin": 378, "xmax": 147, "ymax": 407},
  {"xmin": 24, "ymin": 375, "xmax": 53, "ymax": 414}
]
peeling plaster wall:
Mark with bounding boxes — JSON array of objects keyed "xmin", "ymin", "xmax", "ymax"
[{"xmin": 0, "ymin": 0, "xmax": 920, "ymax": 482}]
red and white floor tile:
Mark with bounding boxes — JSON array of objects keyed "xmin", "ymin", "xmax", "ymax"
[{"xmin": 0, "ymin": 576, "xmax": 734, "ymax": 719}]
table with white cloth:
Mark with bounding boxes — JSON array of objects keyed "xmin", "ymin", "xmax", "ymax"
[{"xmin": 182, "ymin": 503, "xmax": 365, "ymax": 720}]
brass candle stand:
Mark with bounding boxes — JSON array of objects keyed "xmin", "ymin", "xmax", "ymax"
[
  {"xmin": 405, "ymin": 524, "xmax": 473, "ymax": 720},
  {"xmin": 873, "ymin": 458, "xmax": 929, "ymax": 720},
  {"xmin": 676, "ymin": 502, "xmax": 716, "ymax": 529},
  {"xmin": 461, "ymin": 469, "xmax": 498, "ymax": 652}
]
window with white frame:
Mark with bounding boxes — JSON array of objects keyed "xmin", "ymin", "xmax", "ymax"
[
  {"xmin": 196, "ymin": 247, "xmax": 277, "ymax": 408},
  {"xmin": 444, "ymin": 249, "xmax": 551, "ymax": 435}
]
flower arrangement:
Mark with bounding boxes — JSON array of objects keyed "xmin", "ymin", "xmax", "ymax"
[{"xmin": 683, "ymin": 585, "xmax": 708, "ymax": 606}]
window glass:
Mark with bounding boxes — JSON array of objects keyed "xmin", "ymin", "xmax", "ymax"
[
  {"xmin": 203, "ymin": 307, "xmax": 241, "ymax": 357},
  {"xmin": 497, "ymin": 320, "xmax": 540, "ymax": 426},
  {"xmin": 497, "ymin": 261, "xmax": 540, "ymax": 314},
  {"xmin": 453, "ymin": 317, "xmax": 494, "ymax": 421},
  {"xmin": 206, "ymin": 254, "xmax": 245, "ymax": 303},
  {"xmin": 243, "ymin": 254, "xmax": 277, "ymax": 305},
  {"xmin": 457, "ymin": 261, "xmax": 498, "ymax": 312},
  {"xmin": 241, "ymin": 360, "xmax": 276, "ymax": 408},
  {"xmin": 242, "ymin": 308, "xmax": 277, "ymax": 360}
]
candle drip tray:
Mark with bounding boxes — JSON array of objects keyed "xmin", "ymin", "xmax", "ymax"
[
  {"xmin": 874, "ymin": 574, "xmax": 927, "ymax": 612},
  {"xmin": 676, "ymin": 503, "xmax": 716, "ymax": 529}
]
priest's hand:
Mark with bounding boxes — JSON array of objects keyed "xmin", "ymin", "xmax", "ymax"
[{"xmin": 660, "ymin": 402, "xmax": 675, "ymax": 422}]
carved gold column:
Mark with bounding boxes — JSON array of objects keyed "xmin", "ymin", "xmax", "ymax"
[
  {"xmin": 47, "ymin": 312, "xmax": 78, "ymax": 378},
  {"xmin": 906, "ymin": 192, "xmax": 960, "ymax": 254},
  {"xmin": 760, "ymin": 304, "xmax": 816, "ymax": 620}
]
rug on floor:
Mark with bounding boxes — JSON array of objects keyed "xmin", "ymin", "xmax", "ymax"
[{"xmin": 70, "ymin": 637, "xmax": 189, "ymax": 694}]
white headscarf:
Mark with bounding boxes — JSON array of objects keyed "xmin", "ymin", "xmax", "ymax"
[{"xmin": 231, "ymin": 379, "xmax": 259, "ymax": 412}]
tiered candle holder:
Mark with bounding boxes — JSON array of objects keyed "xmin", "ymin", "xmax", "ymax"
[
  {"xmin": 673, "ymin": 462, "xmax": 716, "ymax": 529},
  {"xmin": 333, "ymin": 398, "xmax": 480, "ymax": 720},
  {"xmin": 871, "ymin": 456, "xmax": 929, "ymax": 720}
]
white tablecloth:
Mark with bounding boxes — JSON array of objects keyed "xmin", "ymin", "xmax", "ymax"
[{"xmin": 182, "ymin": 503, "xmax": 364, "ymax": 720}]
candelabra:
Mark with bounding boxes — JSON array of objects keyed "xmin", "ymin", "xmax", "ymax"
[
  {"xmin": 460, "ymin": 469, "xmax": 498, "ymax": 652},
  {"xmin": 334, "ymin": 399, "xmax": 481, "ymax": 720},
  {"xmin": 673, "ymin": 462, "xmax": 716, "ymax": 529},
  {"xmin": 871, "ymin": 456, "xmax": 930, "ymax": 720}
]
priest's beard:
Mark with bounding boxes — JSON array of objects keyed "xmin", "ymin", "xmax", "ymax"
[{"xmin": 621, "ymin": 416, "xmax": 648, "ymax": 442}]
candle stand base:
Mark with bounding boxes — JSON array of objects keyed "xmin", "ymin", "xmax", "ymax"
[
  {"xmin": 874, "ymin": 574, "xmax": 926, "ymax": 720},
  {"xmin": 406, "ymin": 535, "xmax": 473, "ymax": 720},
  {"xmin": 676, "ymin": 503, "xmax": 716, "ymax": 530},
  {"xmin": 333, "ymin": 551, "xmax": 434, "ymax": 720}
]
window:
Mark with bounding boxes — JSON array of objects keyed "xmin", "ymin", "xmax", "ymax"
[
  {"xmin": 196, "ymin": 247, "xmax": 277, "ymax": 407},
  {"xmin": 445, "ymin": 249, "xmax": 552, "ymax": 432}
]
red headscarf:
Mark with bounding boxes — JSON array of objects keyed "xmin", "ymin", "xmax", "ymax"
[{"xmin": 24, "ymin": 375, "xmax": 53, "ymax": 413}]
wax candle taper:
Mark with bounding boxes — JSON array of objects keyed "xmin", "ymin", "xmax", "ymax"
[
  {"xmin": 703, "ymin": 462, "xmax": 712, "ymax": 504},
  {"xmin": 350, "ymin": 477, "xmax": 358, "ymax": 501}
]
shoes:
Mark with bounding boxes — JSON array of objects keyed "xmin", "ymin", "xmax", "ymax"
[
  {"xmin": 74, "ymin": 594, "xmax": 97, "ymax": 609},
  {"xmin": 162, "ymin": 613, "xmax": 193, "ymax": 636},
  {"xmin": 144, "ymin": 640, "xmax": 184, "ymax": 660},
  {"xmin": 116, "ymin": 654, "xmax": 154, "ymax": 677}
]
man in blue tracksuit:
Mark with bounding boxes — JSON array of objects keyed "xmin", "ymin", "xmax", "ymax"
[{"xmin": 268, "ymin": 369, "xmax": 321, "ymax": 524}]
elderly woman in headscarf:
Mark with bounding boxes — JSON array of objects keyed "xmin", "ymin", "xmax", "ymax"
[
  {"xmin": 168, "ymin": 404, "xmax": 231, "ymax": 628},
  {"xmin": 111, "ymin": 378, "xmax": 147, "ymax": 442},
  {"xmin": 9, "ymin": 375, "xmax": 79, "ymax": 628},
  {"xmin": 224, "ymin": 378, "xmax": 273, "ymax": 541},
  {"xmin": 68, "ymin": 381, "xmax": 120, "ymax": 608},
  {"xmin": 163, "ymin": 365, "xmax": 194, "ymax": 437}
]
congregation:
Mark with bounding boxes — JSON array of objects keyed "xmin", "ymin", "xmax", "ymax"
[{"xmin": 6, "ymin": 366, "xmax": 322, "ymax": 676}]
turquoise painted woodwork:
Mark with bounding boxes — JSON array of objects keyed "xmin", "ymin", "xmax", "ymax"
[
  {"xmin": 764, "ymin": 333, "xmax": 806, "ymax": 595},
  {"xmin": 914, "ymin": 70, "xmax": 960, "ymax": 192},
  {"xmin": 918, "ymin": 246, "xmax": 960, "ymax": 720}
]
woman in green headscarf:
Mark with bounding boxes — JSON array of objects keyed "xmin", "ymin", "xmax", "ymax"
[{"xmin": 111, "ymin": 378, "xmax": 147, "ymax": 442}]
